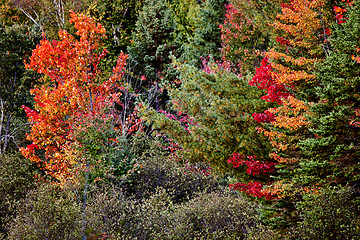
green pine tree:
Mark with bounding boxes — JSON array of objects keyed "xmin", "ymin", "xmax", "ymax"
[
  {"xmin": 299, "ymin": 1, "xmax": 360, "ymax": 187},
  {"xmin": 142, "ymin": 61, "xmax": 270, "ymax": 175},
  {"xmin": 171, "ymin": 0, "xmax": 200, "ymax": 47},
  {"xmin": 128, "ymin": 0, "xmax": 177, "ymax": 81},
  {"xmin": 127, "ymin": 0, "xmax": 179, "ymax": 109},
  {"xmin": 180, "ymin": 0, "xmax": 228, "ymax": 67}
]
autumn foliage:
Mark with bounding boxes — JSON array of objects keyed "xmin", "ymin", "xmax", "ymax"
[
  {"xmin": 2, "ymin": 0, "xmax": 360, "ymax": 238},
  {"xmin": 20, "ymin": 12, "xmax": 128, "ymax": 183},
  {"xmin": 221, "ymin": 0, "xmax": 358, "ymax": 204},
  {"xmin": 235, "ymin": 0, "xmax": 330, "ymax": 198}
]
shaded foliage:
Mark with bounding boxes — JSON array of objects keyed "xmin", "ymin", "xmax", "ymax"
[
  {"xmin": 0, "ymin": 152, "xmax": 41, "ymax": 237},
  {"xmin": 0, "ymin": 23, "xmax": 40, "ymax": 154},
  {"xmin": 180, "ymin": 0, "xmax": 228, "ymax": 66}
]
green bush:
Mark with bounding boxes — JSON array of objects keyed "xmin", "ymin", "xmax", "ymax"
[
  {"xmin": 127, "ymin": 187, "xmax": 177, "ymax": 239},
  {"xmin": 123, "ymin": 155, "xmax": 220, "ymax": 203},
  {"xmin": 295, "ymin": 186, "xmax": 360, "ymax": 240},
  {"xmin": 84, "ymin": 184, "xmax": 136, "ymax": 239},
  {"xmin": 122, "ymin": 134, "xmax": 221, "ymax": 203},
  {"xmin": 5, "ymin": 181, "xmax": 274, "ymax": 240},
  {"xmin": 126, "ymin": 188, "xmax": 275, "ymax": 239},
  {"xmin": 0, "ymin": 152, "xmax": 40, "ymax": 237},
  {"xmin": 6, "ymin": 183, "xmax": 81, "ymax": 240},
  {"xmin": 170, "ymin": 191, "xmax": 274, "ymax": 239},
  {"xmin": 3, "ymin": 135, "xmax": 274, "ymax": 240},
  {"xmin": 83, "ymin": 134, "xmax": 275, "ymax": 239}
]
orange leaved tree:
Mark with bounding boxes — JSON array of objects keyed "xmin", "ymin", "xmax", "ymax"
[
  {"xmin": 20, "ymin": 11, "xmax": 128, "ymax": 183},
  {"xmin": 251, "ymin": 0, "xmax": 331, "ymax": 194}
]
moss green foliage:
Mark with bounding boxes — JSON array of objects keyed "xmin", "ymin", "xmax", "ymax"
[
  {"xmin": 0, "ymin": 23, "xmax": 40, "ymax": 154},
  {"xmin": 3, "ymin": 136, "xmax": 274, "ymax": 239},
  {"xmin": 127, "ymin": 189, "xmax": 274, "ymax": 239},
  {"xmin": 6, "ymin": 183, "xmax": 81, "ymax": 240},
  {"xmin": 295, "ymin": 186, "xmax": 360, "ymax": 240},
  {"xmin": 0, "ymin": 153, "xmax": 41, "ymax": 237},
  {"xmin": 87, "ymin": 0, "xmax": 144, "ymax": 65},
  {"xmin": 260, "ymin": 186, "xmax": 360, "ymax": 240},
  {"xmin": 299, "ymin": 1, "xmax": 360, "ymax": 187},
  {"xmin": 143, "ymin": 62, "xmax": 270, "ymax": 176},
  {"xmin": 84, "ymin": 185, "xmax": 133, "ymax": 239},
  {"xmin": 180, "ymin": 0, "xmax": 227, "ymax": 66},
  {"xmin": 171, "ymin": 0, "xmax": 200, "ymax": 46}
]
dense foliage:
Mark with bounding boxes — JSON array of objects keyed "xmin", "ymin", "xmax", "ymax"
[
  {"xmin": 1, "ymin": 0, "xmax": 360, "ymax": 239},
  {"xmin": 0, "ymin": 23, "xmax": 40, "ymax": 154}
]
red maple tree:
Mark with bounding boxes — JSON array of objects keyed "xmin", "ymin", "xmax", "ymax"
[{"xmin": 20, "ymin": 12, "xmax": 128, "ymax": 183}]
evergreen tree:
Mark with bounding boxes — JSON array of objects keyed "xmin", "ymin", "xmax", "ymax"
[
  {"xmin": 180, "ymin": 0, "xmax": 228, "ymax": 67},
  {"xmin": 142, "ymin": 60, "xmax": 270, "ymax": 175},
  {"xmin": 128, "ymin": 0, "xmax": 177, "ymax": 81},
  {"xmin": 87, "ymin": 0, "xmax": 144, "ymax": 65},
  {"xmin": 253, "ymin": 1, "xmax": 360, "ymax": 235},
  {"xmin": 127, "ymin": 0, "xmax": 178, "ymax": 109},
  {"xmin": 299, "ymin": 0, "xmax": 360, "ymax": 188},
  {"xmin": 0, "ymin": 23, "xmax": 40, "ymax": 154},
  {"xmin": 171, "ymin": 0, "xmax": 199, "ymax": 47}
]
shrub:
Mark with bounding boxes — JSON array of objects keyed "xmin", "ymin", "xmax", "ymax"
[
  {"xmin": 6, "ymin": 183, "xmax": 81, "ymax": 240},
  {"xmin": 127, "ymin": 189, "xmax": 275, "ymax": 239},
  {"xmin": 295, "ymin": 186, "xmax": 360, "ymax": 240},
  {"xmin": 84, "ymin": 184, "xmax": 136, "ymax": 239},
  {"xmin": 4, "ymin": 135, "xmax": 274, "ymax": 240},
  {"xmin": 127, "ymin": 187, "xmax": 177, "ymax": 239},
  {"xmin": 0, "ymin": 152, "xmax": 40, "ymax": 237},
  {"xmin": 122, "ymin": 134, "xmax": 220, "ymax": 203},
  {"xmin": 170, "ymin": 191, "xmax": 274, "ymax": 239},
  {"xmin": 85, "ymin": 134, "xmax": 275, "ymax": 239}
]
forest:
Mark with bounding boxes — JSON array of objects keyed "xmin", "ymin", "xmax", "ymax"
[{"xmin": 0, "ymin": 0, "xmax": 359, "ymax": 239}]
